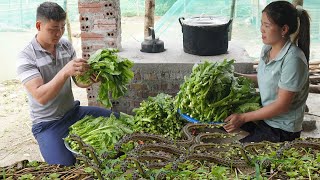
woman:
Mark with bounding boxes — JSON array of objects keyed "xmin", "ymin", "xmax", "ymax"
[{"xmin": 223, "ymin": 1, "xmax": 310, "ymax": 143}]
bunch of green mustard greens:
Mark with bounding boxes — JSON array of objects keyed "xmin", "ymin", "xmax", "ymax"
[
  {"xmin": 175, "ymin": 59, "xmax": 261, "ymax": 123},
  {"xmin": 133, "ymin": 93, "xmax": 185, "ymax": 139},
  {"xmin": 76, "ymin": 49, "xmax": 134, "ymax": 108}
]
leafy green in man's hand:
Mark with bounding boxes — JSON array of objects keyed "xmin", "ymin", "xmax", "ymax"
[{"xmin": 76, "ymin": 49, "xmax": 134, "ymax": 108}]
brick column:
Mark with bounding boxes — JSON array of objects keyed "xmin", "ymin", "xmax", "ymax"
[{"xmin": 78, "ymin": 0, "xmax": 121, "ymax": 106}]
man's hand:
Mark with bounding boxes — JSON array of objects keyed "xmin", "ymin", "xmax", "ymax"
[
  {"xmin": 89, "ymin": 73, "xmax": 101, "ymax": 83},
  {"xmin": 223, "ymin": 113, "xmax": 246, "ymax": 133},
  {"xmin": 72, "ymin": 70, "xmax": 101, "ymax": 88},
  {"xmin": 62, "ymin": 58, "xmax": 89, "ymax": 77}
]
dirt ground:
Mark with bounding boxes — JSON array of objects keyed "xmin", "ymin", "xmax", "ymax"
[
  {"xmin": 0, "ymin": 80, "xmax": 88, "ymax": 167},
  {"xmin": 0, "ymin": 17, "xmax": 320, "ymax": 167}
]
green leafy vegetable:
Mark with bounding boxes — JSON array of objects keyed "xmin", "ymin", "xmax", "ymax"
[
  {"xmin": 76, "ymin": 49, "xmax": 134, "ymax": 108},
  {"xmin": 65, "ymin": 113, "xmax": 134, "ymax": 155},
  {"xmin": 175, "ymin": 59, "xmax": 260, "ymax": 123},
  {"xmin": 133, "ymin": 93, "xmax": 186, "ymax": 139}
]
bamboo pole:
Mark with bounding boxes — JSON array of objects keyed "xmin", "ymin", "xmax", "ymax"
[
  {"xmin": 228, "ymin": 0, "xmax": 236, "ymax": 41},
  {"xmin": 20, "ymin": 0, "xmax": 23, "ymax": 29},
  {"xmin": 64, "ymin": 0, "xmax": 72, "ymax": 43},
  {"xmin": 144, "ymin": 0, "xmax": 155, "ymax": 39}
]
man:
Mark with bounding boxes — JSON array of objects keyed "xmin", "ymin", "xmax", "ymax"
[{"xmin": 16, "ymin": 2, "xmax": 114, "ymax": 166}]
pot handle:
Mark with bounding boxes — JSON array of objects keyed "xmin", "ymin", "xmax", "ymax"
[
  {"xmin": 178, "ymin": 17, "xmax": 185, "ymax": 27},
  {"xmin": 227, "ymin": 19, "xmax": 233, "ymax": 30},
  {"xmin": 178, "ymin": 17, "xmax": 185, "ymax": 33}
]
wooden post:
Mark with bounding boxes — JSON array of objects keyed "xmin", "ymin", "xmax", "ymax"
[
  {"xmin": 144, "ymin": 0, "xmax": 155, "ymax": 39},
  {"xmin": 136, "ymin": 0, "xmax": 140, "ymax": 16},
  {"xmin": 292, "ymin": 0, "xmax": 303, "ymax": 6},
  {"xmin": 309, "ymin": 85, "xmax": 320, "ymax": 94},
  {"xmin": 228, "ymin": 0, "xmax": 236, "ymax": 41},
  {"xmin": 20, "ymin": 0, "xmax": 23, "ymax": 29},
  {"xmin": 64, "ymin": 0, "xmax": 72, "ymax": 43}
]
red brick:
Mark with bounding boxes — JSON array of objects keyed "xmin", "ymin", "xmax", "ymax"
[
  {"xmin": 81, "ymin": 32, "xmax": 104, "ymax": 39},
  {"xmin": 149, "ymin": 73, "xmax": 158, "ymax": 80},
  {"xmin": 82, "ymin": 53, "xmax": 91, "ymax": 60},
  {"xmin": 106, "ymin": 31, "xmax": 117, "ymax": 38},
  {"xmin": 172, "ymin": 84, "xmax": 181, "ymax": 91},
  {"xmin": 135, "ymin": 91, "xmax": 143, "ymax": 98},
  {"xmin": 94, "ymin": 19, "xmax": 117, "ymax": 25},
  {"xmin": 78, "ymin": 1, "xmax": 119, "ymax": 14},
  {"xmin": 104, "ymin": 11, "xmax": 118, "ymax": 17},
  {"xmin": 80, "ymin": 13, "xmax": 105, "ymax": 22},
  {"xmin": 82, "ymin": 50, "xmax": 98, "ymax": 59},
  {"xmin": 92, "ymin": 45, "xmax": 108, "ymax": 51},
  {"xmin": 80, "ymin": 23, "xmax": 91, "ymax": 31},
  {"xmin": 130, "ymin": 101, "xmax": 135, "ymax": 107},
  {"xmin": 134, "ymin": 72, "xmax": 142, "ymax": 80},
  {"xmin": 107, "ymin": 40, "xmax": 116, "ymax": 47},
  {"xmin": 79, "ymin": 16, "xmax": 89, "ymax": 22},
  {"xmin": 92, "ymin": 24, "xmax": 117, "ymax": 31},
  {"xmin": 78, "ymin": 7, "xmax": 103, "ymax": 14},
  {"xmin": 148, "ymin": 92, "xmax": 158, "ymax": 97},
  {"xmin": 82, "ymin": 38, "xmax": 105, "ymax": 43},
  {"xmin": 81, "ymin": 33, "xmax": 106, "ymax": 42},
  {"xmin": 82, "ymin": 45, "xmax": 91, "ymax": 52},
  {"xmin": 82, "ymin": 41, "xmax": 108, "ymax": 51},
  {"xmin": 78, "ymin": 1, "xmax": 104, "ymax": 8},
  {"xmin": 78, "ymin": 1, "xmax": 116, "ymax": 8},
  {"xmin": 160, "ymin": 83, "xmax": 168, "ymax": 90},
  {"xmin": 82, "ymin": 45, "xmax": 107, "ymax": 52},
  {"xmin": 134, "ymin": 101, "xmax": 141, "ymax": 107},
  {"xmin": 142, "ymin": 91, "xmax": 149, "ymax": 98},
  {"xmin": 131, "ymin": 83, "xmax": 146, "ymax": 91}
]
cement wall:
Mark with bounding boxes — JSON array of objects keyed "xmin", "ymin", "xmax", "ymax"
[{"xmin": 87, "ymin": 62, "xmax": 254, "ymax": 114}]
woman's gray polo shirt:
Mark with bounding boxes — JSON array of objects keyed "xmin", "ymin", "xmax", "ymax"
[
  {"xmin": 257, "ymin": 40, "xmax": 309, "ymax": 132},
  {"xmin": 17, "ymin": 37, "xmax": 76, "ymax": 125},
  {"xmin": 257, "ymin": 41, "xmax": 309, "ymax": 132}
]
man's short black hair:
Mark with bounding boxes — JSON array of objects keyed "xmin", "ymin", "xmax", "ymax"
[{"xmin": 36, "ymin": 1, "xmax": 66, "ymax": 22}]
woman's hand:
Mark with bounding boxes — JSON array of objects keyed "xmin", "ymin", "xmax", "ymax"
[
  {"xmin": 223, "ymin": 113, "xmax": 246, "ymax": 133},
  {"xmin": 233, "ymin": 72, "xmax": 243, "ymax": 77}
]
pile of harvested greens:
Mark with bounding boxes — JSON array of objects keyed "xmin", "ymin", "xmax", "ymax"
[{"xmin": 175, "ymin": 60, "xmax": 260, "ymax": 123}]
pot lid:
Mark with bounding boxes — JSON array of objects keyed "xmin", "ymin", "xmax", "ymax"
[{"xmin": 182, "ymin": 16, "xmax": 229, "ymax": 26}]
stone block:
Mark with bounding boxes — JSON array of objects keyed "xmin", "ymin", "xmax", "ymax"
[{"xmin": 302, "ymin": 120, "xmax": 317, "ymax": 132}]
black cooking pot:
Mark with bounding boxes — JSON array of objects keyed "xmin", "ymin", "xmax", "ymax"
[{"xmin": 179, "ymin": 16, "xmax": 232, "ymax": 56}]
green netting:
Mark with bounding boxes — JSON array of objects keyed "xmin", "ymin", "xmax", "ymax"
[
  {"xmin": 121, "ymin": 0, "xmax": 177, "ymax": 17},
  {"xmin": 0, "ymin": 0, "xmax": 319, "ymax": 41},
  {"xmin": 154, "ymin": 0, "xmax": 319, "ymax": 40},
  {"xmin": 0, "ymin": 0, "xmax": 78, "ymax": 31},
  {"xmin": 0, "ymin": 0, "xmax": 175, "ymax": 31}
]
